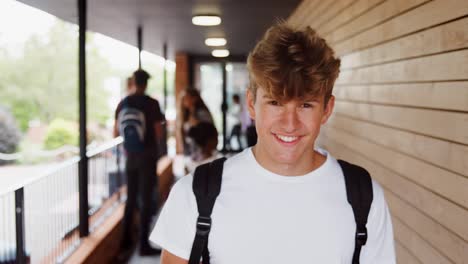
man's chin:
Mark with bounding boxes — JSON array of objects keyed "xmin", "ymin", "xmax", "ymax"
[{"xmin": 273, "ymin": 152, "xmax": 301, "ymax": 165}]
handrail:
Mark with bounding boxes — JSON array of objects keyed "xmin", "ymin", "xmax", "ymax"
[
  {"xmin": 0, "ymin": 137, "xmax": 123, "ymax": 196},
  {"xmin": 86, "ymin": 137, "xmax": 123, "ymax": 158},
  {"xmin": 0, "ymin": 137, "xmax": 123, "ymax": 161},
  {"xmin": 0, "ymin": 157, "xmax": 80, "ymax": 197}
]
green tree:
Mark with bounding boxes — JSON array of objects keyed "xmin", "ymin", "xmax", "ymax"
[
  {"xmin": 0, "ymin": 19, "xmax": 114, "ymax": 131},
  {"xmin": 43, "ymin": 118, "xmax": 78, "ymax": 150}
]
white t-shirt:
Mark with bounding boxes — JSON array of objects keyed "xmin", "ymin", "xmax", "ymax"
[{"xmin": 150, "ymin": 148, "xmax": 396, "ymax": 264}]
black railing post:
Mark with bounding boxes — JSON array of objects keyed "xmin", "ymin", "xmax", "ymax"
[
  {"xmin": 138, "ymin": 26, "xmax": 143, "ymax": 69},
  {"xmin": 115, "ymin": 144, "xmax": 122, "ymax": 200},
  {"xmin": 15, "ymin": 188, "xmax": 26, "ymax": 264},
  {"xmin": 162, "ymin": 42, "xmax": 169, "ymax": 156},
  {"xmin": 163, "ymin": 42, "xmax": 168, "ymax": 111},
  {"xmin": 221, "ymin": 61, "xmax": 228, "ymax": 152},
  {"xmin": 78, "ymin": 0, "xmax": 89, "ymax": 237}
]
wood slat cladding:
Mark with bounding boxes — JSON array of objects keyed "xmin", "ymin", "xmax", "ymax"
[
  {"xmin": 318, "ymin": 0, "xmax": 386, "ymax": 35},
  {"xmin": 395, "ymin": 242, "xmax": 422, "ymax": 264},
  {"xmin": 289, "ymin": 0, "xmax": 468, "ymax": 263},
  {"xmin": 324, "ymin": 0, "xmax": 430, "ymax": 44},
  {"xmin": 334, "ymin": 82, "xmax": 468, "ymax": 112},
  {"xmin": 333, "ymin": 0, "xmax": 468, "ymax": 56},
  {"xmin": 393, "ymin": 217, "xmax": 453, "ymax": 264},
  {"xmin": 339, "ymin": 17, "xmax": 468, "ymax": 69},
  {"xmin": 336, "ymin": 49, "xmax": 468, "ymax": 84},
  {"xmin": 334, "ymin": 101, "xmax": 468, "ymax": 145},
  {"xmin": 321, "ymin": 135, "xmax": 468, "ymax": 249},
  {"xmin": 385, "ymin": 191, "xmax": 468, "ymax": 264},
  {"xmin": 329, "ymin": 115, "xmax": 468, "ymax": 177}
]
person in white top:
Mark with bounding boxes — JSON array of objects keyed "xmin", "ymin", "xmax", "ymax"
[
  {"xmin": 227, "ymin": 94, "xmax": 243, "ymax": 151},
  {"xmin": 150, "ymin": 21, "xmax": 396, "ymax": 264},
  {"xmin": 184, "ymin": 122, "xmax": 221, "ymax": 173}
]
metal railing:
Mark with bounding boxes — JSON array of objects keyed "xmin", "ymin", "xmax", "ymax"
[
  {"xmin": 0, "ymin": 137, "xmax": 125, "ymax": 264},
  {"xmin": 87, "ymin": 138, "xmax": 126, "ymax": 232}
]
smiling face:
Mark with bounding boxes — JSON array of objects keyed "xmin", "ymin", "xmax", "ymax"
[{"xmin": 247, "ymin": 87, "xmax": 334, "ymax": 175}]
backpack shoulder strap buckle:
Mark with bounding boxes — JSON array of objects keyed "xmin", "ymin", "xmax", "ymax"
[
  {"xmin": 196, "ymin": 216, "xmax": 212, "ymax": 236},
  {"xmin": 356, "ymin": 225, "xmax": 368, "ymax": 246}
]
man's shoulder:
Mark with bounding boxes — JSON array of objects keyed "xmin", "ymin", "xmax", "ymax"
[
  {"xmin": 370, "ymin": 178, "xmax": 386, "ymax": 206},
  {"xmin": 143, "ymin": 95, "xmax": 160, "ymax": 105},
  {"xmin": 115, "ymin": 97, "xmax": 128, "ymax": 115},
  {"xmin": 168, "ymin": 173, "xmax": 195, "ymax": 203},
  {"xmin": 219, "ymin": 149, "xmax": 253, "ymax": 180}
]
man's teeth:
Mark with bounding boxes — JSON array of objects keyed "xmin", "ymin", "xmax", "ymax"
[{"xmin": 276, "ymin": 134, "xmax": 298, "ymax": 142}]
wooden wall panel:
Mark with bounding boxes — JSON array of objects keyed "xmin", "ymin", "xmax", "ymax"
[
  {"xmin": 340, "ymin": 17, "xmax": 468, "ymax": 69},
  {"xmin": 324, "ymin": 126, "xmax": 468, "ymax": 209},
  {"xmin": 320, "ymin": 134, "xmax": 468, "ymax": 241},
  {"xmin": 334, "ymin": 82, "xmax": 468, "ymax": 112},
  {"xmin": 288, "ymin": 0, "xmax": 468, "ymax": 262},
  {"xmin": 337, "ymin": 49, "xmax": 468, "ymax": 84},
  {"xmin": 395, "ymin": 242, "xmax": 422, "ymax": 264},
  {"xmin": 385, "ymin": 191, "xmax": 468, "ymax": 264},
  {"xmin": 393, "ymin": 217, "xmax": 452, "ymax": 264},
  {"xmin": 334, "ymin": 0, "xmax": 468, "ymax": 55},
  {"xmin": 318, "ymin": 0, "xmax": 385, "ymax": 35},
  {"xmin": 325, "ymin": 0, "xmax": 429, "ymax": 44},
  {"xmin": 328, "ymin": 115, "xmax": 468, "ymax": 177},
  {"xmin": 307, "ymin": 0, "xmax": 356, "ymax": 29},
  {"xmin": 334, "ymin": 101, "xmax": 468, "ymax": 145}
]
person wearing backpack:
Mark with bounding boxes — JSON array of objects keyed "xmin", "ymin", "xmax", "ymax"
[
  {"xmin": 114, "ymin": 69, "xmax": 165, "ymax": 256},
  {"xmin": 150, "ymin": 22, "xmax": 396, "ymax": 264}
]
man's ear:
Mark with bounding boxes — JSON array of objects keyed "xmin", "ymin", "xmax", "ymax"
[
  {"xmin": 321, "ymin": 95, "xmax": 335, "ymax": 125},
  {"xmin": 246, "ymin": 90, "xmax": 256, "ymax": 120}
]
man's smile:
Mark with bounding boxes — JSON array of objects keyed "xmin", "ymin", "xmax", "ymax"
[{"xmin": 272, "ymin": 132, "xmax": 301, "ymax": 144}]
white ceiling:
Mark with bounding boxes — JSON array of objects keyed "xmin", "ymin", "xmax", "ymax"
[{"xmin": 18, "ymin": 0, "xmax": 302, "ymax": 59}]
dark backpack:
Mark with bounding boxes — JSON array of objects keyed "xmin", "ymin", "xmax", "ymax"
[
  {"xmin": 118, "ymin": 97, "xmax": 146, "ymax": 153},
  {"xmin": 188, "ymin": 158, "xmax": 373, "ymax": 264}
]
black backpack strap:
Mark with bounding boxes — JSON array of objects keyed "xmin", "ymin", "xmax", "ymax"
[
  {"xmin": 189, "ymin": 157, "xmax": 227, "ymax": 264},
  {"xmin": 337, "ymin": 160, "xmax": 373, "ymax": 264}
]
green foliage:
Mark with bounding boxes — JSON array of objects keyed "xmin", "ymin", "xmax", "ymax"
[
  {"xmin": 0, "ymin": 19, "xmax": 114, "ymax": 131},
  {"xmin": 0, "ymin": 106, "xmax": 21, "ymax": 165},
  {"xmin": 43, "ymin": 119, "xmax": 78, "ymax": 150}
]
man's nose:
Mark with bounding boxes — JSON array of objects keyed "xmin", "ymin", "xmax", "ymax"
[{"xmin": 280, "ymin": 108, "xmax": 300, "ymax": 133}]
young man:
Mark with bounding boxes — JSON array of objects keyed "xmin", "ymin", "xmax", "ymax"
[
  {"xmin": 150, "ymin": 23, "xmax": 396, "ymax": 263},
  {"xmin": 114, "ymin": 69, "xmax": 165, "ymax": 256}
]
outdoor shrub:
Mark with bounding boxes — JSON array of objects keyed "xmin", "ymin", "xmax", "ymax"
[
  {"xmin": 0, "ymin": 106, "xmax": 22, "ymax": 165},
  {"xmin": 44, "ymin": 119, "xmax": 78, "ymax": 150}
]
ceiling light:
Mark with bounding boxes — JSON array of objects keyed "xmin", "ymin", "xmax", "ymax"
[
  {"xmin": 192, "ymin": 15, "xmax": 221, "ymax": 26},
  {"xmin": 212, "ymin": 49, "xmax": 229, "ymax": 57},
  {"xmin": 205, "ymin": 38, "xmax": 227, "ymax": 47}
]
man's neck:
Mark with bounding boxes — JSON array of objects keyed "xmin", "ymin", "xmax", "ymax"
[
  {"xmin": 252, "ymin": 145, "xmax": 325, "ymax": 176},
  {"xmin": 134, "ymin": 90, "xmax": 145, "ymax": 96}
]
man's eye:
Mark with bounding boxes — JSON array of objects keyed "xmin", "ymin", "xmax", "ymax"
[
  {"xmin": 268, "ymin": 100, "xmax": 279, "ymax": 106},
  {"xmin": 302, "ymin": 103, "xmax": 313, "ymax": 108}
]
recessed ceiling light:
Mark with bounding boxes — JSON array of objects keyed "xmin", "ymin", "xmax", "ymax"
[
  {"xmin": 192, "ymin": 15, "xmax": 221, "ymax": 26},
  {"xmin": 205, "ymin": 38, "xmax": 227, "ymax": 47},
  {"xmin": 212, "ymin": 49, "xmax": 229, "ymax": 57}
]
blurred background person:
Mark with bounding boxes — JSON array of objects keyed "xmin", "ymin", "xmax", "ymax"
[
  {"xmin": 184, "ymin": 122, "xmax": 220, "ymax": 173},
  {"xmin": 227, "ymin": 94, "xmax": 243, "ymax": 151},
  {"xmin": 176, "ymin": 88, "xmax": 214, "ymax": 156},
  {"xmin": 114, "ymin": 69, "xmax": 164, "ymax": 256}
]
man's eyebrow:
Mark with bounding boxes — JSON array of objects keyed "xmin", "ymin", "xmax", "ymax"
[{"xmin": 303, "ymin": 98, "xmax": 320, "ymax": 102}]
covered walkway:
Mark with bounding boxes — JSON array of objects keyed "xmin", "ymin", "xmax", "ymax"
[{"xmin": 0, "ymin": 0, "xmax": 467, "ymax": 263}]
